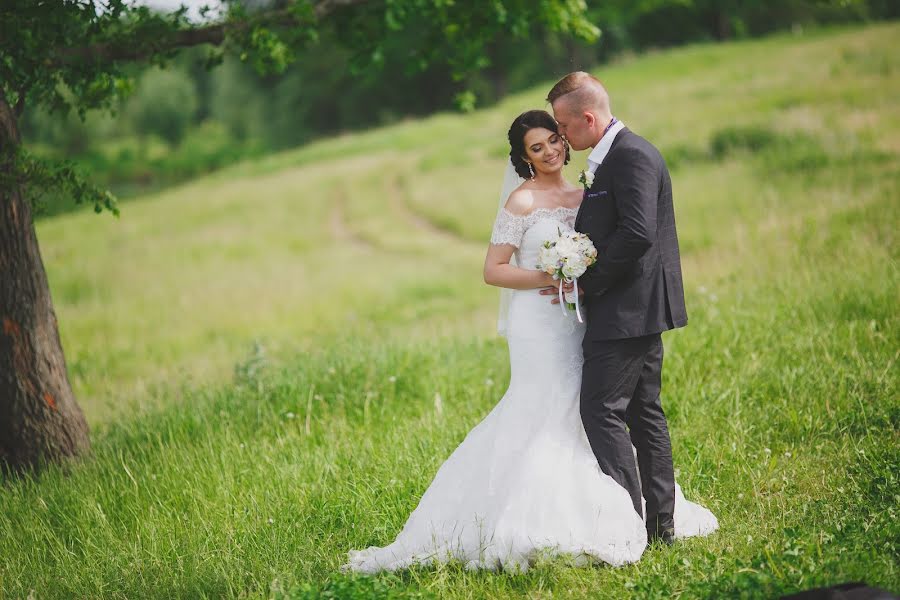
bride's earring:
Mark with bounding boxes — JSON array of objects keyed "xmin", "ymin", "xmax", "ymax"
[{"xmin": 528, "ymin": 162, "xmax": 535, "ymax": 180}]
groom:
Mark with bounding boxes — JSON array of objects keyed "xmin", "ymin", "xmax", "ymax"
[{"xmin": 544, "ymin": 72, "xmax": 687, "ymax": 546}]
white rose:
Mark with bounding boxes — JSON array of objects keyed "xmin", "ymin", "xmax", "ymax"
[
  {"xmin": 554, "ymin": 236, "xmax": 578, "ymax": 258},
  {"xmin": 562, "ymin": 255, "xmax": 588, "ymax": 279},
  {"xmin": 538, "ymin": 246, "xmax": 561, "ymax": 274},
  {"xmin": 575, "ymin": 236, "xmax": 597, "ymax": 258},
  {"xmin": 582, "ymin": 170, "xmax": 595, "ymax": 187}
]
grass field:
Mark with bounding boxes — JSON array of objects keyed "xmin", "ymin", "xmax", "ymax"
[{"xmin": 1, "ymin": 23, "xmax": 898, "ymax": 599}]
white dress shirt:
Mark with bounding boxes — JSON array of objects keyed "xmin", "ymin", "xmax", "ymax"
[{"xmin": 586, "ymin": 120, "xmax": 626, "ymax": 174}]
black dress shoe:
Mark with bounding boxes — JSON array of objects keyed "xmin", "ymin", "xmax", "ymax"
[{"xmin": 647, "ymin": 526, "xmax": 676, "ymax": 546}]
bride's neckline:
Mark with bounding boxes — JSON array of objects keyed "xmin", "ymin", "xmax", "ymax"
[{"xmin": 502, "ymin": 205, "xmax": 580, "ymax": 218}]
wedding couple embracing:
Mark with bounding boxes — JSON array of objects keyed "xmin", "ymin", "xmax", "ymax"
[{"xmin": 346, "ymin": 72, "xmax": 718, "ymax": 573}]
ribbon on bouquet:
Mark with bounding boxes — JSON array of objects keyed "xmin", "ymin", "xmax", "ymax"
[{"xmin": 558, "ymin": 278, "xmax": 584, "ymax": 324}]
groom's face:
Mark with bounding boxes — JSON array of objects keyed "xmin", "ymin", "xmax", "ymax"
[{"xmin": 551, "ymin": 99, "xmax": 593, "ymax": 152}]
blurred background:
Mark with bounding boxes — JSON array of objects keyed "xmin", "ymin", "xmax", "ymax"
[{"xmin": 23, "ymin": 0, "xmax": 899, "ymax": 217}]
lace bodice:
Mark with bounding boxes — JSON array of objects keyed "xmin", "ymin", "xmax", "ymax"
[
  {"xmin": 490, "ymin": 206, "xmax": 579, "ymax": 247},
  {"xmin": 490, "ymin": 206, "xmax": 579, "ymax": 269}
]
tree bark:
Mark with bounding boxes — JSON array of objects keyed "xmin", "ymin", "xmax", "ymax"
[
  {"xmin": 711, "ymin": 8, "xmax": 732, "ymax": 41},
  {"xmin": 0, "ymin": 96, "xmax": 90, "ymax": 474}
]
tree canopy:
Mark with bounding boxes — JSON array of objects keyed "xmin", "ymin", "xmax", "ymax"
[{"xmin": 1, "ymin": 0, "xmax": 598, "ymax": 212}]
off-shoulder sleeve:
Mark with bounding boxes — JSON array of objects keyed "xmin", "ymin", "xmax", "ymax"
[{"xmin": 490, "ymin": 209, "xmax": 526, "ymax": 248}]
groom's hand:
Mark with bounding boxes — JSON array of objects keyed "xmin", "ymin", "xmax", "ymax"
[{"xmin": 539, "ymin": 281, "xmax": 585, "ymax": 304}]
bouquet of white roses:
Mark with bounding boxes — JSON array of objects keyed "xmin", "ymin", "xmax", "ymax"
[{"xmin": 536, "ymin": 229, "xmax": 598, "ymax": 322}]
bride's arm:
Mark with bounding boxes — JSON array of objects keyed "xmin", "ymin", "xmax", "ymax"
[
  {"xmin": 484, "ymin": 244, "xmax": 556, "ymax": 290},
  {"xmin": 484, "ymin": 189, "xmax": 556, "ymax": 290}
]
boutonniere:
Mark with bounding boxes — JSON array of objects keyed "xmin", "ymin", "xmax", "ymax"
[{"xmin": 578, "ymin": 169, "xmax": 594, "ymax": 190}]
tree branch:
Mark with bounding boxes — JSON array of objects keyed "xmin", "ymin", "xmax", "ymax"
[
  {"xmin": 53, "ymin": 0, "xmax": 369, "ymax": 67},
  {"xmin": 311, "ymin": 0, "xmax": 370, "ymax": 17},
  {"xmin": 13, "ymin": 87, "xmax": 28, "ymax": 119}
]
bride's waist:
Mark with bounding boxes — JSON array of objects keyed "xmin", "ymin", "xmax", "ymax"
[
  {"xmin": 510, "ymin": 287, "xmax": 558, "ymax": 303},
  {"xmin": 508, "ymin": 288, "xmax": 581, "ymax": 320},
  {"xmin": 505, "ymin": 290, "xmax": 584, "ymax": 341}
]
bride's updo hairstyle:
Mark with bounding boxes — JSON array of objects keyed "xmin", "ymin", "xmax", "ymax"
[{"xmin": 507, "ymin": 110, "xmax": 570, "ymax": 179}]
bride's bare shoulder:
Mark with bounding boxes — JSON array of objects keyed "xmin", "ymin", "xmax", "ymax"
[{"xmin": 504, "ymin": 184, "xmax": 536, "ymax": 216}]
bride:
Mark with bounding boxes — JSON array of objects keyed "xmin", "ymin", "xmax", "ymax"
[{"xmin": 345, "ymin": 110, "xmax": 717, "ymax": 573}]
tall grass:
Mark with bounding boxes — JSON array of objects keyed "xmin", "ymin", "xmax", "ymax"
[{"xmin": 2, "ymin": 23, "xmax": 897, "ymax": 599}]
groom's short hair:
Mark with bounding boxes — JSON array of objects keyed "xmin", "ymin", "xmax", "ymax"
[{"xmin": 547, "ymin": 72, "xmax": 609, "ymax": 111}]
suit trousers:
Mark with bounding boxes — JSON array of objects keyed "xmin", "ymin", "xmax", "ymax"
[{"xmin": 580, "ymin": 333, "xmax": 676, "ymax": 531}]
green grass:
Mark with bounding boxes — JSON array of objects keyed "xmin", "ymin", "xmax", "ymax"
[{"xmin": 2, "ymin": 22, "xmax": 899, "ymax": 599}]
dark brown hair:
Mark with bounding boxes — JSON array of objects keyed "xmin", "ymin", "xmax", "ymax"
[{"xmin": 507, "ymin": 110, "xmax": 570, "ymax": 179}]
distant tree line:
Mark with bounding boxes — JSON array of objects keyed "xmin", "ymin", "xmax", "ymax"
[{"xmin": 20, "ymin": 0, "xmax": 897, "ymax": 209}]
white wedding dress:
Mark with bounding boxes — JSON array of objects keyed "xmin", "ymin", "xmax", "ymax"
[{"xmin": 346, "ymin": 206, "xmax": 718, "ymax": 573}]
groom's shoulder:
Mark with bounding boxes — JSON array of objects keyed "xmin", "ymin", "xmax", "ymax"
[
  {"xmin": 611, "ymin": 129, "xmax": 664, "ymax": 164},
  {"xmin": 617, "ymin": 129, "xmax": 659, "ymax": 153}
]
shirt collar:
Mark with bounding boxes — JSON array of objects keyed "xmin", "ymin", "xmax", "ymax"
[{"xmin": 586, "ymin": 120, "xmax": 626, "ymax": 173}]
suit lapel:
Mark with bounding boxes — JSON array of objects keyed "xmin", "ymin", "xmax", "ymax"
[
  {"xmin": 575, "ymin": 190, "xmax": 586, "ymax": 230},
  {"xmin": 575, "ymin": 129, "xmax": 631, "ymax": 231},
  {"xmin": 603, "ymin": 127, "xmax": 628, "ymax": 165}
]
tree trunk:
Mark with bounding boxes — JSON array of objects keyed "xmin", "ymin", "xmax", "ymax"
[
  {"xmin": 711, "ymin": 8, "xmax": 732, "ymax": 41},
  {"xmin": 0, "ymin": 97, "xmax": 90, "ymax": 474}
]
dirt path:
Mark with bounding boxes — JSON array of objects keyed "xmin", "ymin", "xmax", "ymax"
[
  {"xmin": 328, "ymin": 187, "xmax": 374, "ymax": 251},
  {"xmin": 386, "ymin": 175, "xmax": 477, "ymax": 247}
]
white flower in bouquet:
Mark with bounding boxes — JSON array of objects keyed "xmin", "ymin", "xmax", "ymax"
[
  {"xmin": 562, "ymin": 254, "xmax": 588, "ymax": 280},
  {"xmin": 538, "ymin": 245, "xmax": 562, "ymax": 275},
  {"xmin": 575, "ymin": 234, "xmax": 598, "ymax": 259},
  {"xmin": 554, "ymin": 236, "xmax": 578, "ymax": 258}
]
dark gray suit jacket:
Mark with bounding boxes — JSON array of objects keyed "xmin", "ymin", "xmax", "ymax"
[{"xmin": 575, "ymin": 128, "xmax": 688, "ymax": 341}]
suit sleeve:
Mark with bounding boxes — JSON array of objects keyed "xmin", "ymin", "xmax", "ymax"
[{"xmin": 579, "ymin": 145, "xmax": 659, "ymax": 296}]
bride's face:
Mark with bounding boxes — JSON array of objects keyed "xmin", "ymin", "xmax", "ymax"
[{"xmin": 523, "ymin": 127, "xmax": 566, "ymax": 176}]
